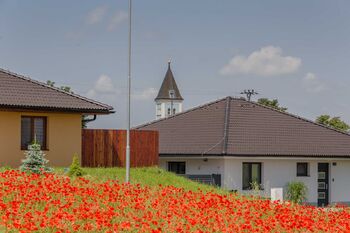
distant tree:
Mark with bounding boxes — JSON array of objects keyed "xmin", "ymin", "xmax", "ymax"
[
  {"xmin": 316, "ymin": 115, "xmax": 350, "ymax": 132},
  {"xmin": 46, "ymin": 80, "xmax": 55, "ymax": 87},
  {"xmin": 46, "ymin": 80, "xmax": 88, "ymax": 128},
  {"xmin": 257, "ymin": 98, "xmax": 287, "ymax": 112}
]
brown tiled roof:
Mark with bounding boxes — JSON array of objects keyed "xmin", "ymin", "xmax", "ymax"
[
  {"xmin": 137, "ymin": 97, "xmax": 350, "ymax": 158},
  {"xmin": 0, "ymin": 68, "xmax": 114, "ymax": 114},
  {"xmin": 155, "ymin": 62, "xmax": 183, "ymax": 101}
]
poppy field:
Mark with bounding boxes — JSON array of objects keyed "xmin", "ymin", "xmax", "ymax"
[{"xmin": 0, "ymin": 170, "xmax": 350, "ymax": 232}]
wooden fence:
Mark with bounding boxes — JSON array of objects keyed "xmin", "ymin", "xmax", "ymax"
[{"xmin": 82, "ymin": 129, "xmax": 159, "ymax": 167}]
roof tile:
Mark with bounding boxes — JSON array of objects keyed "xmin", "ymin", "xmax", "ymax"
[{"xmin": 0, "ymin": 69, "xmax": 114, "ymax": 113}]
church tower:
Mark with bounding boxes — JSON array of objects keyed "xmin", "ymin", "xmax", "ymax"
[{"xmin": 155, "ymin": 60, "xmax": 183, "ymax": 119}]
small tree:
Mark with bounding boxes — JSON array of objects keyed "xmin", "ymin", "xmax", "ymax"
[
  {"xmin": 286, "ymin": 181, "xmax": 308, "ymax": 204},
  {"xmin": 257, "ymin": 98, "xmax": 288, "ymax": 112},
  {"xmin": 316, "ymin": 115, "xmax": 350, "ymax": 132},
  {"xmin": 68, "ymin": 155, "xmax": 85, "ymax": 177},
  {"xmin": 20, "ymin": 141, "xmax": 52, "ymax": 174}
]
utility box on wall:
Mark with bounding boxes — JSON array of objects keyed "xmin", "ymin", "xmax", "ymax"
[{"xmin": 271, "ymin": 188, "xmax": 283, "ymax": 202}]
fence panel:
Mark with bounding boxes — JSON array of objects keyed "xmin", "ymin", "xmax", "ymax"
[{"xmin": 82, "ymin": 129, "xmax": 158, "ymax": 167}]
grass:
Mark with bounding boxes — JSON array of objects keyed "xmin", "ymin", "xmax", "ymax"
[{"xmin": 54, "ymin": 166, "xmax": 228, "ymax": 194}]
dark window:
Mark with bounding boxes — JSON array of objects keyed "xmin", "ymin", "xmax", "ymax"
[
  {"xmin": 168, "ymin": 162, "xmax": 185, "ymax": 174},
  {"xmin": 21, "ymin": 116, "xmax": 47, "ymax": 150},
  {"xmin": 242, "ymin": 162, "xmax": 262, "ymax": 190},
  {"xmin": 297, "ymin": 163, "xmax": 308, "ymax": 176},
  {"xmin": 167, "ymin": 108, "xmax": 171, "ymax": 115},
  {"xmin": 173, "ymin": 108, "xmax": 176, "ymax": 114}
]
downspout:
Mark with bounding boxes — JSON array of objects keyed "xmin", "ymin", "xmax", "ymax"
[{"xmin": 82, "ymin": 114, "xmax": 97, "ymax": 123}]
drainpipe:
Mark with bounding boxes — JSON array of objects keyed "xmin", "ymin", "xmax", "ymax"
[{"xmin": 82, "ymin": 115, "xmax": 97, "ymax": 124}]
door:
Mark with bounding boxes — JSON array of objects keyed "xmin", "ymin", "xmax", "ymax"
[{"xmin": 317, "ymin": 163, "xmax": 329, "ymax": 207}]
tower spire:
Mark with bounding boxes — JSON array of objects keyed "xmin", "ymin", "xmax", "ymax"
[
  {"xmin": 155, "ymin": 61, "xmax": 184, "ymax": 119},
  {"xmin": 168, "ymin": 58, "xmax": 171, "ymax": 67}
]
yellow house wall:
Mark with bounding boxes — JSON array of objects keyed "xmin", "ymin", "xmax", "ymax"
[{"xmin": 0, "ymin": 111, "xmax": 82, "ymax": 167}]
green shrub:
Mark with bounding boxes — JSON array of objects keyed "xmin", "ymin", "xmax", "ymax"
[
  {"xmin": 20, "ymin": 141, "xmax": 52, "ymax": 174},
  {"xmin": 286, "ymin": 181, "xmax": 308, "ymax": 204},
  {"xmin": 68, "ymin": 155, "xmax": 85, "ymax": 177}
]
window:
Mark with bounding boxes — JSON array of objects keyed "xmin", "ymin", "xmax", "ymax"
[
  {"xmin": 156, "ymin": 104, "xmax": 162, "ymax": 117},
  {"xmin": 168, "ymin": 162, "xmax": 185, "ymax": 174},
  {"xmin": 167, "ymin": 108, "xmax": 171, "ymax": 115},
  {"xmin": 242, "ymin": 162, "xmax": 262, "ymax": 190},
  {"xmin": 21, "ymin": 116, "xmax": 47, "ymax": 150},
  {"xmin": 173, "ymin": 108, "xmax": 176, "ymax": 114},
  {"xmin": 297, "ymin": 163, "xmax": 309, "ymax": 176}
]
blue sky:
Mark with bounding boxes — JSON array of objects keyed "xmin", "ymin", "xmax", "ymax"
[{"xmin": 1, "ymin": 0, "xmax": 350, "ymax": 128}]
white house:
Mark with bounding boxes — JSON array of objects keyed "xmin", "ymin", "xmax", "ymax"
[{"xmin": 137, "ymin": 96, "xmax": 350, "ymax": 207}]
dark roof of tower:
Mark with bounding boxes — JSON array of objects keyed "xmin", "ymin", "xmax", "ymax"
[{"xmin": 155, "ymin": 62, "xmax": 183, "ymax": 101}]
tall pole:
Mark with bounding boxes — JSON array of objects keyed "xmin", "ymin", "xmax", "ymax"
[{"xmin": 125, "ymin": 0, "xmax": 132, "ymax": 183}]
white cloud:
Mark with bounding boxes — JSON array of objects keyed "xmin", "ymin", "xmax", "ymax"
[
  {"xmin": 220, "ymin": 46, "xmax": 301, "ymax": 77},
  {"xmin": 302, "ymin": 72, "xmax": 326, "ymax": 93},
  {"xmin": 86, "ymin": 75, "xmax": 156, "ymax": 101},
  {"xmin": 94, "ymin": 75, "xmax": 116, "ymax": 93},
  {"xmin": 108, "ymin": 11, "xmax": 128, "ymax": 31},
  {"xmin": 86, "ymin": 6, "xmax": 108, "ymax": 25},
  {"xmin": 132, "ymin": 88, "xmax": 157, "ymax": 100},
  {"xmin": 86, "ymin": 75, "xmax": 116, "ymax": 98}
]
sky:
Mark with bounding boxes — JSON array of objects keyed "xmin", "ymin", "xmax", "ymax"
[{"xmin": 1, "ymin": 0, "xmax": 350, "ymax": 129}]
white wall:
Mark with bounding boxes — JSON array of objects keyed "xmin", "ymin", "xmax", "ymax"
[
  {"xmin": 223, "ymin": 158, "xmax": 318, "ymax": 203},
  {"xmin": 155, "ymin": 100, "xmax": 183, "ymax": 119},
  {"xmin": 330, "ymin": 161, "xmax": 350, "ymax": 203},
  {"xmin": 160, "ymin": 158, "xmax": 224, "ymax": 175},
  {"xmin": 160, "ymin": 157, "xmax": 350, "ymax": 204}
]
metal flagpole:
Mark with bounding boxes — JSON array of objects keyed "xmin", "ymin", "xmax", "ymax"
[{"xmin": 125, "ymin": 0, "xmax": 132, "ymax": 183}]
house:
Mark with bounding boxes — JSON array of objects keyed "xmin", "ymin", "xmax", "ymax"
[
  {"xmin": 137, "ymin": 96, "xmax": 350, "ymax": 206},
  {"xmin": 0, "ymin": 68, "xmax": 114, "ymax": 167}
]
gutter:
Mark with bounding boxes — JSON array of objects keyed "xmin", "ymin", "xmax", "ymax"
[{"xmin": 82, "ymin": 114, "xmax": 97, "ymax": 124}]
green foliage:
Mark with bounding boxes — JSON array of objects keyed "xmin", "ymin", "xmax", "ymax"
[
  {"xmin": 20, "ymin": 141, "xmax": 52, "ymax": 174},
  {"xmin": 46, "ymin": 80, "xmax": 89, "ymax": 129},
  {"xmin": 68, "ymin": 155, "xmax": 86, "ymax": 177},
  {"xmin": 54, "ymin": 167, "xmax": 227, "ymax": 194},
  {"xmin": 46, "ymin": 80, "xmax": 55, "ymax": 87},
  {"xmin": 286, "ymin": 181, "xmax": 308, "ymax": 204},
  {"xmin": 316, "ymin": 115, "xmax": 350, "ymax": 132},
  {"xmin": 257, "ymin": 98, "xmax": 287, "ymax": 112},
  {"xmin": 250, "ymin": 180, "xmax": 262, "ymax": 196}
]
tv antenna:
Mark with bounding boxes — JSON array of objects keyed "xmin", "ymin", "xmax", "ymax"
[{"xmin": 240, "ymin": 89, "xmax": 258, "ymax": 101}]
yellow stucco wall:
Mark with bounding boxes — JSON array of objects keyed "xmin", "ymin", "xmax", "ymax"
[{"xmin": 0, "ymin": 111, "xmax": 82, "ymax": 167}]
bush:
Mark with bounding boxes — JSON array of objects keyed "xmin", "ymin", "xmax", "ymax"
[
  {"xmin": 20, "ymin": 141, "xmax": 52, "ymax": 174},
  {"xmin": 68, "ymin": 155, "xmax": 85, "ymax": 177},
  {"xmin": 286, "ymin": 181, "xmax": 308, "ymax": 204}
]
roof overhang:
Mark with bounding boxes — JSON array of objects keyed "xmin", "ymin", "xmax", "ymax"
[
  {"xmin": 0, "ymin": 105, "xmax": 115, "ymax": 114},
  {"xmin": 159, "ymin": 153, "xmax": 350, "ymax": 159}
]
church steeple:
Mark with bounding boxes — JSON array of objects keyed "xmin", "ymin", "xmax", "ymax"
[
  {"xmin": 155, "ymin": 60, "xmax": 183, "ymax": 101},
  {"xmin": 155, "ymin": 61, "xmax": 184, "ymax": 119}
]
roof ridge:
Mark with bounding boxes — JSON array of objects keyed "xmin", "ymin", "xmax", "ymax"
[
  {"xmin": 222, "ymin": 97, "xmax": 231, "ymax": 154},
  {"xmin": 246, "ymin": 98, "xmax": 350, "ymax": 137},
  {"xmin": 135, "ymin": 96, "xmax": 231, "ymax": 129},
  {"xmin": 0, "ymin": 68, "xmax": 113, "ymax": 111}
]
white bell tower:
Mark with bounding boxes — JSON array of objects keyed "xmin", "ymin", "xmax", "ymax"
[{"xmin": 155, "ymin": 60, "xmax": 183, "ymax": 119}]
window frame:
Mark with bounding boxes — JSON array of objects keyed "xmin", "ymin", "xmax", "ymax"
[
  {"xmin": 242, "ymin": 162, "xmax": 262, "ymax": 190},
  {"xmin": 21, "ymin": 116, "xmax": 48, "ymax": 150},
  {"xmin": 167, "ymin": 161, "xmax": 186, "ymax": 174},
  {"xmin": 296, "ymin": 162, "xmax": 309, "ymax": 177}
]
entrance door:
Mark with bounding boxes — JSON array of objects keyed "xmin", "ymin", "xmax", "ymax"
[{"xmin": 317, "ymin": 163, "xmax": 329, "ymax": 207}]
